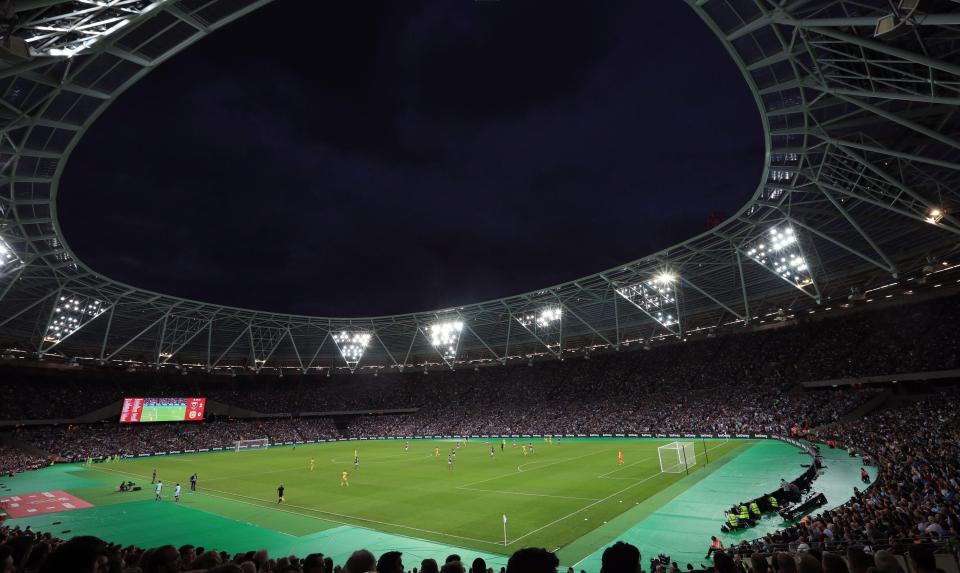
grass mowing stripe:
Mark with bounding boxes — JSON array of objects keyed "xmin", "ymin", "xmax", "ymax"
[
  {"xmin": 91, "ymin": 464, "xmax": 508, "ymax": 548},
  {"xmin": 66, "ymin": 439, "xmax": 746, "ymax": 560},
  {"xmin": 459, "ymin": 447, "xmax": 613, "ymax": 489}
]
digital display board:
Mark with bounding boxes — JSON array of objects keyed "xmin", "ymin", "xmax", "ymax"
[{"xmin": 119, "ymin": 397, "xmax": 206, "ymax": 423}]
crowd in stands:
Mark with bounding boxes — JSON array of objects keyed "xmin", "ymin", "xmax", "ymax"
[
  {"xmin": 1, "ymin": 294, "xmax": 958, "ymax": 421},
  {"xmin": 790, "ymin": 389, "xmax": 959, "ymax": 551},
  {"xmin": 0, "ymin": 521, "xmax": 951, "ymax": 573},
  {"xmin": 0, "ymin": 295, "xmax": 959, "ymax": 572},
  {"xmin": 11, "ymin": 417, "xmax": 339, "ymax": 462},
  {"xmin": 0, "ymin": 444, "xmax": 47, "ymax": 476},
  {"xmin": 3, "ymin": 375, "xmax": 880, "ymax": 462}
]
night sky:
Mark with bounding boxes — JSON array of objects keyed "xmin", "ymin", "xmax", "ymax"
[{"xmin": 58, "ymin": 1, "xmax": 763, "ymax": 317}]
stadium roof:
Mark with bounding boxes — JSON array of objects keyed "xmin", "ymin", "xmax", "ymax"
[{"xmin": 0, "ymin": 0, "xmax": 958, "ymax": 373}]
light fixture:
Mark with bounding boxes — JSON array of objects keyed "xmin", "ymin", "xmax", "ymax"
[{"xmin": 925, "ymin": 208, "xmax": 945, "ymax": 225}]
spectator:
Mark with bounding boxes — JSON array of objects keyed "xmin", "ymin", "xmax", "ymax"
[
  {"xmin": 507, "ymin": 548, "xmax": 559, "ymax": 573},
  {"xmin": 601, "ymin": 541, "xmax": 641, "ymax": 573}
]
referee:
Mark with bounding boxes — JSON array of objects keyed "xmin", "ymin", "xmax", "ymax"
[{"xmin": 277, "ymin": 484, "xmax": 285, "ymax": 504}]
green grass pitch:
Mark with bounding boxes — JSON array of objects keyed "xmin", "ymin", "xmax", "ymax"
[
  {"xmin": 81, "ymin": 438, "xmax": 746, "ymax": 557},
  {"xmin": 138, "ymin": 405, "xmax": 187, "ymax": 422}
]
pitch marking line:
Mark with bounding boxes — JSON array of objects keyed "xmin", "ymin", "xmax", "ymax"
[
  {"xmin": 568, "ymin": 439, "xmax": 732, "ymax": 566},
  {"xmin": 513, "ymin": 439, "xmax": 732, "ymax": 548},
  {"xmin": 91, "ymin": 465, "xmax": 506, "ymax": 548},
  {"xmin": 457, "ymin": 487, "xmax": 600, "ymax": 502}
]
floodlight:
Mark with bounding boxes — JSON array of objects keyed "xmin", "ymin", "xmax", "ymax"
[
  {"xmin": 925, "ymin": 208, "xmax": 945, "ymax": 225},
  {"xmin": 0, "ymin": 237, "xmax": 19, "ymax": 269},
  {"xmin": 653, "ymin": 271, "xmax": 677, "ymax": 284}
]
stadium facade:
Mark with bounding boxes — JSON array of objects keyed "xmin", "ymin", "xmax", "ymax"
[{"xmin": 0, "ymin": 0, "xmax": 958, "ymax": 373}]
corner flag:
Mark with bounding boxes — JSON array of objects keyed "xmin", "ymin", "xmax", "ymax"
[{"xmin": 502, "ymin": 514, "xmax": 507, "ymax": 545}]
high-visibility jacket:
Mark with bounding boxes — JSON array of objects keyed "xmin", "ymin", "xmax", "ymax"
[
  {"xmin": 750, "ymin": 501, "xmax": 761, "ymax": 516},
  {"xmin": 739, "ymin": 505, "xmax": 750, "ymax": 520},
  {"xmin": 769, "ymin": 496, "xmax": 779, "ymax": 509},
  {"xmin": 727, "ymin": 513, "xmax": 739, "ymax": 527},
  {"xmin": 711, "ymin": 538, "xmax": 724, "ymax": 549}
]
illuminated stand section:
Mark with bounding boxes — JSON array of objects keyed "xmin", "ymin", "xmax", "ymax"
[
  {"xmin": 744, "ymin": 226, "xmax": 819, "ymax": 300},
  {"xmin": 616, "ymin": 272, "xmax": 681, "ymax": 337},
  {"xmin": 41, "ymin": 295, "xmax": 105, "ymax": 354},
  {"xmin": 332, "ymin": 330, "xmax": 372, "ymax": 373},
  {"xmin": 516, "ymin": 306, "xmax": 563, "ymax": 357},
  {"xmin": 426, "ymin": 320, "xmax": 463, "ymax": 369}
]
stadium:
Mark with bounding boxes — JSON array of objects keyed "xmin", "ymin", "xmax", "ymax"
[{"xmin": 0, "ymin": 1, "xmax": 959, "ymax": 573}]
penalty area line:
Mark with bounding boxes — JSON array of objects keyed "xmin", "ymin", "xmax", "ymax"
[
  {"xmin": 457, "ymin": 486, "xmax": 600, "ymax": 502},
  {"xmin": 568, "ymin": 439, "xmax": 732, "ymax": 567}
]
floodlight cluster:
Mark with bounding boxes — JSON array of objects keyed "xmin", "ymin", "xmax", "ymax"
[
  {"xmin": 616, "ymin": 272, "xmax": 680, "ymax": 333},
  {"xmin": 19, "ymin": 0, "xmax": 161, "ymax": 57},
  {"xmin": 616, "ymin": 279, "xmax": 676, "ymax": 313},
  {"xmin": 429, "ymin": 320, "xmax": 463, "ymax": 361},
  {"xmin": 746, "ymin": 226, "xmax": 813, "ymax": 287},
  {"xmin": 654, "ymin": 311, "xmax": 676, "ymax": 327},
  {"xmin": 0, "ymin": 237, "xmax": 18, "ymax": 269},
  {"xmin": 518, "ymin": 306, "xmax": 562, "ymax": 330},
  {"xmin": 44, "ymin": 296, "xmax": 104, "ymax": 343},
  {"xmin": 332, "ymin": 331, "xmax": 372, "ymax": 363}
]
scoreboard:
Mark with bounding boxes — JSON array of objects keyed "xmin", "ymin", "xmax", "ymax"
[{"xmin": 119, "ymin": 397, "xmax": 206, "ymax": 423}]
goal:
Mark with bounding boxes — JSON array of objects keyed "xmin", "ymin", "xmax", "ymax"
[
  {"xmin": 658, "ymin": 441, "xmax": 697, "ymax": 473},
  {"xmin": 234, "ymin": 438, "xmax": 270, "ymax": 452}
]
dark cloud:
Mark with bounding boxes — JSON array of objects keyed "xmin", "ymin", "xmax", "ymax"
[{"xmin": 59, "ymin": 0, "xmax": 763, "ymax": 316}]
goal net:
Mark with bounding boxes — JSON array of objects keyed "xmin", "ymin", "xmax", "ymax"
[
  {"xmin": 235, "ymin": 438, "xmax": 270, "ymax": 452},
  {"xmin": 658, "ymin": 441, "xmax": 697, "ymax": 473}
]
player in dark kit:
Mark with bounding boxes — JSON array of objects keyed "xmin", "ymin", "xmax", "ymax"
[
  {"xmin": 190, "ymin": 473, "xmax": 198, "ymax": 492},
  {"xmin": 277, "ymin": 484, "xmax": 285, "ymax": 503}
]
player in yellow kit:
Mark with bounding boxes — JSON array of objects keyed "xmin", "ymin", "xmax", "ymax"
[
  {"xmin": 521, "ymin": 445, "xmax": 528, "ymax": 456},
  {"xmin": 309, "ymin": 458, "xmax": 315, "ymax": 471},
  {"xmin": 435, "ymin": 447, "xmax": 440, "ymax": 458},
  {"xmin": 340, "ymin": 471, "xmax": 349, "ymax": 487}
]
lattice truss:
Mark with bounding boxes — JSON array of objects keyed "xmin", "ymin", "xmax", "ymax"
[
  {"xmin": 0, "ymin": 0, "xmax": 958, "ymax": 371},
  {"xmin": 616, "ymin": 275, "xmax": 681, "ymax": 336},
  {"xmin": 11, "ymin": 1, "xmax": 167, "ymax": 57},
  {"xmin": 514, "ymin": 304, "xmax": 563, "ymax": 357}
]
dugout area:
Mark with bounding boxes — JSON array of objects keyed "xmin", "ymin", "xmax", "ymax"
[{"xmin": 0, "ymin": 439, "xmax": 872, "ymax": 572}]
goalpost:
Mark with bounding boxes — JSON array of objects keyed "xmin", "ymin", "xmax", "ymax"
[
  {"xmin": 234, "ymin": 438, "xmax": 270, "ymax": 452},
  {"xmin": 658, "ymin": 441, "xmax": 697, "ymax": 474}
]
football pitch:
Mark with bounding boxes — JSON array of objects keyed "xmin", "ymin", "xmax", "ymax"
[
  {"xmin": 77, "ymin": 439, "xmax": 746, "ymax": 555},
  {"xmin": 138, "ymin": 405, "xmax": 186, "ymax": 422}
]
